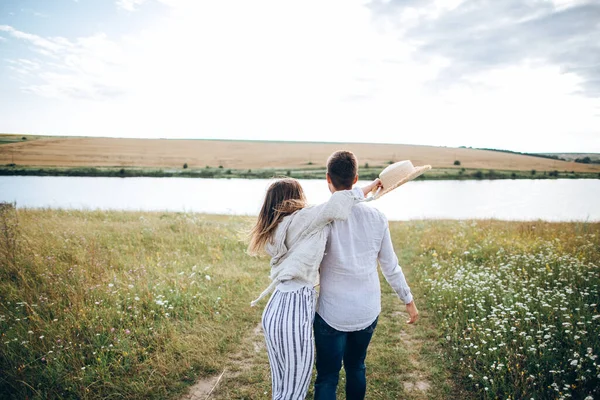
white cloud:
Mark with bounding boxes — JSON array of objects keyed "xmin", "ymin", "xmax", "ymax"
[
  {"xmin": 116, "ymin": 0, "xmax": 148, "ymax": 11},
  {"xmin": 1, "ymin": 25, "xmax": 126, "ymax": 99}
]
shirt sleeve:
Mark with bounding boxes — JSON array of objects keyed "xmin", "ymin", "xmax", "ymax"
[
  {"xmin": 304, "ymin": 187, "xmax": 364, "ymax": 236},
  {"xmin": 378, "ymin": 222, "xmax": 414, "ymax": 304}
]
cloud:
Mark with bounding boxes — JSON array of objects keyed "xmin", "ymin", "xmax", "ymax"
[
  {"xmin": 0, "ymin": 25, "xmax": 125, "ymax": 100},
  {"xmin": 116, "ymin": 0, "xmax": 148, "ymax": 11},
  {"xmin": 369, "ymin": 0, "xmax": 600, "ymax": 97}
]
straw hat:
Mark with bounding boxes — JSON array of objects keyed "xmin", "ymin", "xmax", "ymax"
[{"xmin": 372, "ymin": 160, "xmax": 431, "ymax": 199}]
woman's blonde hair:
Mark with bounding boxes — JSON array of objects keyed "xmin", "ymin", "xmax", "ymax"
[{"xmin": 248, "ymin": 178, "xmax": 307, "ymax": 255}]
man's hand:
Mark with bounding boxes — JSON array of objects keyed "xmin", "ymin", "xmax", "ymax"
[
  {"xmin": 361, "ymin": 178, "xmax": 382, "ymax": 197},
  {"xmin": 406, "ymin": 301, "xmax": 419, "ymax": 324}
]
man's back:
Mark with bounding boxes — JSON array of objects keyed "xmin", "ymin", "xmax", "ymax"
[{"xmin": 317, "ymin": 203, "xmax": 413, "ymax": 331}]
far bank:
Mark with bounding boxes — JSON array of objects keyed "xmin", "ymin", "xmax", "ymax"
[{"xmin": 1, "ymin": 164, "xmax": 599, "ymax": 180}]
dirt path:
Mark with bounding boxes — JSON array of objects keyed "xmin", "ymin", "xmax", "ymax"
[
  {"xmin": 181, "ymin": 323, "xmax": 266, "ymax": 399},
  {"xmin": 392, "ymin": 310, "xmax": 433, "ymax": 398}
]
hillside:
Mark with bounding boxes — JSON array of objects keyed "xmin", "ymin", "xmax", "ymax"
[{"xmin": 1, "ymin": 134, "xmax": 599, "ymax": 173}]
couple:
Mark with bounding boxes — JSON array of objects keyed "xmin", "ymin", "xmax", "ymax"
[{"xmin": 248, "ymin": 151, "xmax": 424, "ymax": 399}]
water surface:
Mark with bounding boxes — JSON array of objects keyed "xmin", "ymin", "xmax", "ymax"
[{"xmin": 1, "ymin": 176, "xmax": 599, "ymax": 221}]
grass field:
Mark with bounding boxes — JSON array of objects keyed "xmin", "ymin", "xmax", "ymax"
[
  {"xmin": 1, "ymin": 134, "xmax": 599, "ymax": 177},
  {"xmin": 1, "ymin": 206, "xmax": 599, "ymax": 399}
]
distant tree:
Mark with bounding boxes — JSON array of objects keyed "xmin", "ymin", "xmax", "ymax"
[
  {"xmin": 364, "ymin": 162, "xmax": 369, "ymax": 168},
  {"xmin": 21, "ymin": 137, "xmax": 27, "ymax": 141},
  {"xmin": 531, "ymin": 169, "xmax": 536, "ymax": 175},
  {"xmin": 307, "ymin": 161, "xmax": 313, "ymax": 165},
  {"xmin": 454, "ymin": 160, "xmax": 461, "ymax": 166},
  {"xmin": 388, "ymin": 160, "xmax": 394, "ymax": 165},
  {"xmin": 219, "ymin": 165, "xmax": 224, "ymax": 169},
  {"xmin": 511, "ymin": 172, "xmax": 517, "ymax": 179},
  {"xmin": 474, "ymin": 170, "xmax": 483, "ymax": 179},
  {"xmin": 287, "ymin": 170, "xmax": 291, "ymax": 176},
  {"xmin": 205, "ymin": 165, "xmax": 210, "ymax": 169},
  {"xmin": 119, "ymin": 168, "xmax": 125, "ymax": 175},
  {"xmin": 225, "ymin": 169, "xmax": 232, "ymax": 174},
  {"xmin": 575, "ymin": 156, "xmax": 591, "ymax": 164},
  {"xmin": 183, "ymin": 163, "xmax": 188, "ymax": 169}
]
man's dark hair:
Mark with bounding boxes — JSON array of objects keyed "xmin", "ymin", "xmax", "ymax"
[{"xmin": 327, "ymin": 150, "xmax": 358, "ymax": 190}]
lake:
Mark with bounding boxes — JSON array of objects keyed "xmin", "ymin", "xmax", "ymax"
[{"xmin": 1, "ymin": 176, "xmax": 599, "ymax": 221}]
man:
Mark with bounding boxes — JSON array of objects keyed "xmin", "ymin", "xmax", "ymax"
[{"xmin": 314, "ymin": 150, "xmax": 419, "ymax": 400}]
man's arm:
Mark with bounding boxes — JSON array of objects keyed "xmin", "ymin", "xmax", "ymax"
[{"xmin": 378, "ymin": 222, "xmax": 419, "ymax": 324}]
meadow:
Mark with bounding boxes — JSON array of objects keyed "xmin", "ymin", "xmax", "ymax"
[{"xmin": 0, "ymin": 205, "xmax": 598, "ymax": 399}]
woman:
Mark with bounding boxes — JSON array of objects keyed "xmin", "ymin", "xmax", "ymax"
[{"xmin": 248, "ymin": 177, "xmax": 380, "ymax": 399}]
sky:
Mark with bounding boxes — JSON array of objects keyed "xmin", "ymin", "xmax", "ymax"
[{"xmin": 0, "ymin": 0, "xmax": 599, "ymax": 153}]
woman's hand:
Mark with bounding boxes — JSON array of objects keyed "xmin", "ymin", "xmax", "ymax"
[{"xmin": 361, "ymin": 178, "xmax": 382, "ymax": 197}]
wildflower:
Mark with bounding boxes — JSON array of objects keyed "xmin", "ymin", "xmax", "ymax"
[
  {"xmin": 205, "ymin": 275, "xmax": 211, "ymax": 281},
  {"xmin": 125, "ymin": 329, "xmax": 131, "ymax": 335}
]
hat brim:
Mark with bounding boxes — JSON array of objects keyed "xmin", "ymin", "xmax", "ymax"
[{"xmin": 374, "ymin": 165, "xmax": 431, "ymax": 199}]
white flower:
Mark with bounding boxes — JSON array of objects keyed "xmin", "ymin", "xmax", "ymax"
[
  {"xmin": 108, "ymin": 283, "xmax": 114, "ymax": 288},
  {"xmin": 205, "ymin": 275, "xmax": 211, "ymax": 281},
  {"xmin": 570, "ymin": 359, "xmax": 578, "ymax": 366}
]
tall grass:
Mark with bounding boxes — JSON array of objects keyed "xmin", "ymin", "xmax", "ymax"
[
  {"xmin": 411, "ymin": 221, "xmax": 600, "ymax": 399},
  {"xmin": 0, "ymin": 206, "xmax": 266, "ymax": 399},
  {"xmin": 1, "ymin": 207, "xmax": 599, "ymax": 399}
]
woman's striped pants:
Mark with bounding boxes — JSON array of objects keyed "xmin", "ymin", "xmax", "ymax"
[{"xmin": 261, "ymin": 286, "xmax": 317, "ymax": 400}]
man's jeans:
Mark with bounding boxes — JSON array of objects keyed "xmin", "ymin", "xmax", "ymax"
[{"xmin": 313, "ymin": 313, "xmax": 378, "ymax": 400}]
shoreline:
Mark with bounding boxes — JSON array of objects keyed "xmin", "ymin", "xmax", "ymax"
[{"xmin": 1, "ymin": 165, "xmax": 599, "ymax": 180}]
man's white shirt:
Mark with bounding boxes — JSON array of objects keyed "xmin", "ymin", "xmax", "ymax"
[{"xmin": 317, "ymin": 202, "xmax": 413, "ymax": 332}]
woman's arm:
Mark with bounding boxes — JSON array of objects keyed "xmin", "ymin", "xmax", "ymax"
[{"xmin": 303, "ymin": 179, "xmax": 381, "ymax": 235}]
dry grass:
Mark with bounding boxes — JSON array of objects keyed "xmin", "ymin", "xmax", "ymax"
[{"xmin": 1, "ymin": 134, "xmax": 598, "ymax": 173}]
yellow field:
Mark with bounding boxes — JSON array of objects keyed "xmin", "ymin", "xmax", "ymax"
[{"xmin": 1, "ymin": 134, "xmax": 599, "ymax": 172}]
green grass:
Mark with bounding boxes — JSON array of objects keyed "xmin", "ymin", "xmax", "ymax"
[
  {"xmin": 1, "ymin": 165, "xmax": 599, "ymax": 180},
  {"xmin": 1, "ymin": 207, "xmax": 599, "ymax": 399},
  {"xmin": 409, "ymin": 220, "xmax": 600, "ymax": 399},
  {"xmin": 0, "ymin": 135, "xmax": 41, "ymax": 145},
  {"xmin": 0, "ymin": 206, "xmax": 269, "ymax": 399}
]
